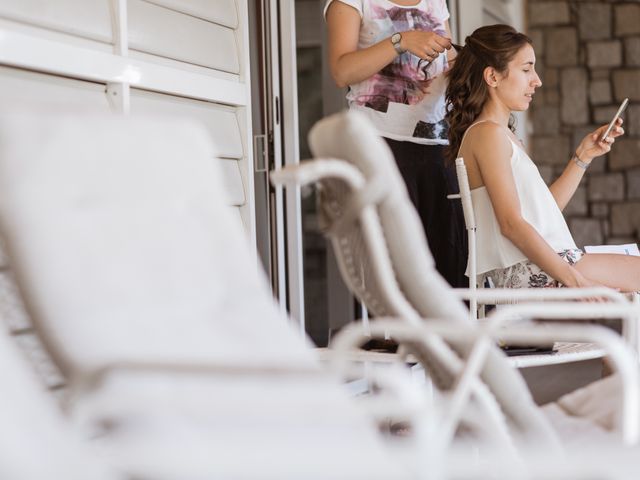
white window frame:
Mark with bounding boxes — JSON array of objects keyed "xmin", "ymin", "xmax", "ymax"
[{"xmin": 0, "ymin": 0, "xmax": 255, "ymax": 241}]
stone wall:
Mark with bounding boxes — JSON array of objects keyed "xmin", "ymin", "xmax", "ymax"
[{"xmin": 528, "ymin": 0, "xmax": 640, "ymax": 247}]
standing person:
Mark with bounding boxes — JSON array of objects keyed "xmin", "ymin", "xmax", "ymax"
[
  {"xmin": 446, "ymin": 24, "xmax": 640, "ymax": 291},
  {"xmin": 325, "ymin": 0, "xmax": 468, "ymax": 288}
]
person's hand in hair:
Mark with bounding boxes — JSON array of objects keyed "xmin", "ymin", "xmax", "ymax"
[
  {"xmin": 400, "ymin": 30, "xmax": 452, "ymax": 61},
  {"xmin": 327, "ymin": 1, "xmax": 456, "ymax": 87}
]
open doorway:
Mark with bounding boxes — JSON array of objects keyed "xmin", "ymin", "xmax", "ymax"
[{"xmin": 292, "ymin": 0, "xmax": 525, "ymax": 346}]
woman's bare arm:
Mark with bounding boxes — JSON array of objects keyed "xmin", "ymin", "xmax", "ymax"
[
  {"xmin": 472, "ymin": 125, "xmax": 597, "ymax": 287},
  {"xmin": 326, "ymin": 1, "xmax": 452, "ymax": 88}
]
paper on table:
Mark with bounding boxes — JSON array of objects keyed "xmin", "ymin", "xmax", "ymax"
[{"xmin": 584, "ymin": 243, "xmax": 640, "ymax": 256}]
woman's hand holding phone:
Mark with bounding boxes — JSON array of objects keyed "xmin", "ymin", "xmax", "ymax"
[
  {"xmin": 575, "ymin": 110, "xmax": 626, "ymax": 165},
  {"xmin": 600, "ymin": 98, "xmax": 629, "ymax": 142},
  {"xmin": 585, "ymin": 98, "xmax": 628, "ymax": 158}
]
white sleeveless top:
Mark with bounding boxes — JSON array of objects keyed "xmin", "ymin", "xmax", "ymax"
[{"xmin": 462, "ymin": 123, "xmax": 577, "ymax": 276}]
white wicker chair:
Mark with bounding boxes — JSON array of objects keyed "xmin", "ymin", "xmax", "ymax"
[{"xmin": 272, "ymin": 110, "xmax": 640, "ymax": 451}]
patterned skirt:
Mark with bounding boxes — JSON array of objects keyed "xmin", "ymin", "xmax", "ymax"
[{"xmin": 484, "ymin": 248, "xmax": 584, "ymax": 289}]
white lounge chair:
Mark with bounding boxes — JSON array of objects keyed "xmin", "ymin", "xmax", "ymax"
[
  {"xmin": 271, "ymin": 110, "xmax": 640, "ymax": 452},
  {"xmin": 0, "ymin": 114, "xmax": 425, "ymax": 480},
  {"xmin": 0, "ymin": 323, "xmax": 117, "ymax": 480}
]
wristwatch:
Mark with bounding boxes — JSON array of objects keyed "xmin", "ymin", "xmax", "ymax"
[{"xmin": 391, "ymin": 32, "xmax": 405, "ymax": 55}]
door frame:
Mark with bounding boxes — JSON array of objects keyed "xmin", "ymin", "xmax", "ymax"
[{"xmin": 250, "ymin": 0, "xmax": 305, "ymax": 332}]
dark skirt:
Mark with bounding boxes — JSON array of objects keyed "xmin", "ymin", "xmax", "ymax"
[{"xmin": 384, "ymin": 138, "xmax": 468, "ymax": 288}]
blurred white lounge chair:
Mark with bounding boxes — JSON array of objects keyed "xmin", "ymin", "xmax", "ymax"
[
  {"xmin": 271, "ymin": 110, "xmax": 640, "ymax": 452},
  {"xmin": 0, "ymin": 114, "xmax": 425, "ymax": 480},
  {"xmin": 0, "ymin": 324, "xmax": 117, "ymax": 480}
]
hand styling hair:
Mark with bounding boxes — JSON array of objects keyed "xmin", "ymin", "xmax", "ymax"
[{"xmin": 445, "ymin": 25, "xmax": 532, "ymax": 165}]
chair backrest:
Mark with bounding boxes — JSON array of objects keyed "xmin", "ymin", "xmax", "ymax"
[
  {"xmin": 308, "ymin": 111, "xmax": 469, "ymax": 324},
  {"xmin": 0, "ymin": 114, "xmax": 314, "ymax": 378},
  {"xmin": 0, "ymin": 113, "xmax": 411, "ymax": 479},
  {"xmin": 307, "ymin": 111, "xmax": 560, "ymax": 446},
  {"xmin": 453, "ymin": 157, "xmax": 481, "ymax": 320}
]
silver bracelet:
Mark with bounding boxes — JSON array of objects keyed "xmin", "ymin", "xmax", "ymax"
[{"xmin": 572, "ymin": 153, "xmax": 590, "ymax": 170}]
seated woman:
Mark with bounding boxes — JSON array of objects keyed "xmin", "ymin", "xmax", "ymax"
[{"xmin": 445, "ymin": 24, "xmax": 640, "ymax": 292}]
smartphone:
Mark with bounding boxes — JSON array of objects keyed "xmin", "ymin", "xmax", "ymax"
[{"xmin": 601, "ymin": 97, "xmax": 629, "ymax": 142}]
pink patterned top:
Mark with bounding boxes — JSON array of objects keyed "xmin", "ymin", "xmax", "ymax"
[{"xmin": 324, "ymin": 0, "xmax": 450, "ymax": 145}]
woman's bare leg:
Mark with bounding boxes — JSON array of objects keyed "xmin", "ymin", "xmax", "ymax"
[{"xmin": 574, "ymin": 253, "xmax": 640, "ymax": 292}]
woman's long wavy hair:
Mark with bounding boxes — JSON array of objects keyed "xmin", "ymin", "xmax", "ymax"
[{"xmin": 445, "ymin": 25, "xmax": 532, "ymax": 165}]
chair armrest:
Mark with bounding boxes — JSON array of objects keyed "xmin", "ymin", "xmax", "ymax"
[
  {"xmin": 486, "ymin": 302, "xmax": 640, "ymax": 329},
  {"xmin": 74, "ymin": 361, "xmax": 324, "ymax": 394},
  {"xmin": 453, "ymin": 286, "xmax": 630, "ymax": 304},
  {"xmin": 455, "ymin": 288, "xmax": 640, "ymax": 354},
  {"xmin": 269, "ymin": 159, "xmax": 366, "ymax": 190}
]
